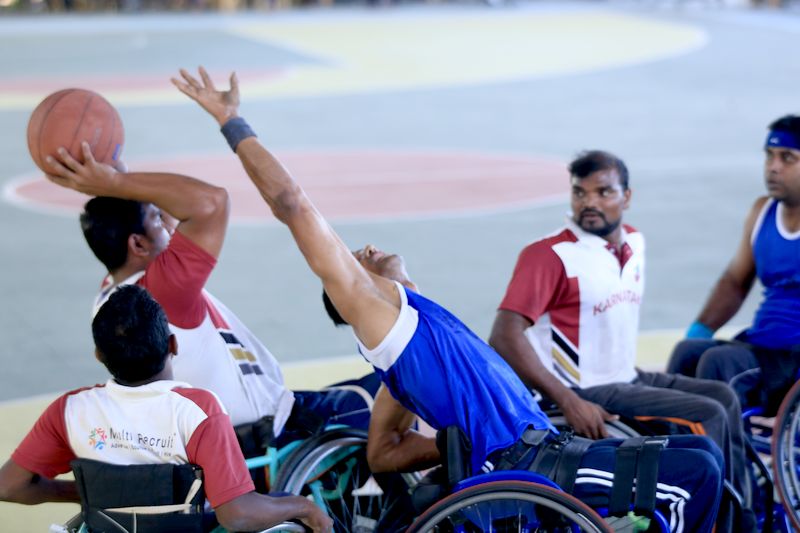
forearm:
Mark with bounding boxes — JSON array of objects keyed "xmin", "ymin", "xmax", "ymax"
[
  {"xmin": 368, "ymin": 429, "xmax": 440, "ymax": 473},
  {"xmin": 215, "ymin": 492, "xmax": 318, "ymax": 532},
  {"xmin": 113, "ymin": 171, "xmax": 228, "ymax": 224},
  {"xmin": 0, "ymin": 477, "xmax": 78, "ymax": 505},
  {"xmin": 695, "ymin": 271, "xmax": 751, "ymax": 331},
  {"xmin": 235, "ymin": 136, "xmax": 308, "ymax": 223}
]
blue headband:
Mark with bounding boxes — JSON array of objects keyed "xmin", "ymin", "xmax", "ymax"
[{"xmin": 765, "ymin": 130, "xmax": 800, "ymax": 151}]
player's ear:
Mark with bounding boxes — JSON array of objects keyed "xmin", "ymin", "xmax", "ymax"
[
  {"xmin": 128, "ymin": 233, "xmax": 149, "ymax": 258},
  {"xmin": 168, "ymin": 335, "xmax": 178, "ymax": 358},
  {"xmin": 622, "ymin": 188, "xmax": 632, "ymax": 210}
]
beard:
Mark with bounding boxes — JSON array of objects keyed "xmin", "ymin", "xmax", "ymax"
[{"xmin": 575, "ymin": 210, "xmax": 622, "ymax": 237}]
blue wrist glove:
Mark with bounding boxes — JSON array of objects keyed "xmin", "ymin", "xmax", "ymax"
[
  {"xmin": 686, "ymin": 321, "xmax": 714, "ymax": 339},
  {"xmin": 221, "ymin": 117, "xmax": 256, "ymax": 153}
]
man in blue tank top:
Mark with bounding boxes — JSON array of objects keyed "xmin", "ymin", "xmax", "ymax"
[
  {"xmin": 173, "ymin": 67, "xmax": 723, "ymax": 532},
  {"xmin": 669, "ymin": 115, "xmax": 800, "ymax": 412}
]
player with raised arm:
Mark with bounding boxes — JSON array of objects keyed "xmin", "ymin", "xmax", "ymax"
[{"xmin": 172, "ymin": 67, "xmax": 724, "ymax": 532}]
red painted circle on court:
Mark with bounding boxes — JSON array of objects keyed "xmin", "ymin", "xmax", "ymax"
[{"xmin": 7, "ymin": 150, "xmax": 568, "ymax": 222}]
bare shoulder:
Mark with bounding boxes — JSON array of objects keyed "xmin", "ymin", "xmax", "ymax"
[{"xmin": 744, "ymin": 196, "xmax": 771, "ymax": 234}]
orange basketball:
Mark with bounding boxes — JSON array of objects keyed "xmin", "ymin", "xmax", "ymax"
[{"xmin": 27, "ymin": 88, "xmax": 125, "ymax": 173}]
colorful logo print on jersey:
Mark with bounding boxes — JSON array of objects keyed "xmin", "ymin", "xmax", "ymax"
[{"xmin": 88, "ymin": 427, "xmax": 108, "ymax": 450}]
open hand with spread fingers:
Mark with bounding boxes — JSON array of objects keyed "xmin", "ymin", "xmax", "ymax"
[{"xmin": 172, "ymin": 66, "xmax": 240, "ymax": 127}]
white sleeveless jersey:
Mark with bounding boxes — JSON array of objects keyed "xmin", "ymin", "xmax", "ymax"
[
  {"xmin": 93, "ymin": 232, "xmax": 294, "ymax": 432},
  {"xmin": 500, "ymin": 221, "xmax": 644, "ymax": 389}
]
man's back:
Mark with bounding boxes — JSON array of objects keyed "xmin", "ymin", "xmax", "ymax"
[
  {"xmin": 359, "ymin": 282, "xmax": 554, "ymax": 473},
  {"xmin": 11, "ymin": 379, "xmax": 254, "ymax": 508}
]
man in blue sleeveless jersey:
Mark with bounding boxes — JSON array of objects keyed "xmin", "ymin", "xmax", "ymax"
[
  {"xmin": 668, "ymin": 115, "xmax": 800, "ymax": 413},
  {"xmin": 173, "ymin": 67, "xmax": 723, "ymax": 532}
]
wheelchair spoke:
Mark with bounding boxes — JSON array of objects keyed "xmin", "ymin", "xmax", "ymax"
[{"xmin": 274, "ymin": 428, "xmax": 419, "ymax": 533}]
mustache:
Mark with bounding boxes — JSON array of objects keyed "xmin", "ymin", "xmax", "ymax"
[{"xmin": 578, "ymin": 209, "xmax": 607, "ymax": 221}]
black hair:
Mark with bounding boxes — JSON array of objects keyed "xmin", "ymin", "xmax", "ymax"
[
  {"xmin": 568, "ymin": 150, "xmax": 629, "ymax": 190},
  {"xmin": 322, "ymin": 289, "xmax": 348, "ymax": 327},
  {"xmin": 80, "ymin": 197, "xmax": 146, "ymax": 272},
  {"xmin": 768, "ymin": 115, "xmax": 800, "ymax": 138},
  {"xmin": 92, "ymin": 285, "xmax": 171, "ymax": 384}
]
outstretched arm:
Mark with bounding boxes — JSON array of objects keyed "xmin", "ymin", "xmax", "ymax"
[
  {"xmin": 45, "ymin": 142, "xmax": 229, "ymax": 259},
  {"xmin": 367, "ymin": 386, "xmax": 440, "ymax": 473},
  {"xmin": 0, "ymin": 460, "xmax": 78, "ymax": 505},
  {"xmin": 489, "ymin": 310, "xmax": 617, "ymax": 439},
  {"xmin": 174, "ymin": 67, "xmax": 398, "ymax": 348},
  {"xmin": 689, "ymin": 197, "xmax": 764, "ymax": 335}
]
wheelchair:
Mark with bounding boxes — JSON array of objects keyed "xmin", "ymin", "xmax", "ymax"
[
  {"xmin": 61, "ymin": 425, "xmax": 393, "ymax": 533},
  {"xmin": 405, "ymin": 425, "xmax": 675, "ymax": 533},
  {"xmin": 726, "ymin": 367, "xmax": 799, "ymax": 533},
  {"xmin": 62, "ymin": 458, "xmax": 308, "ymax": 533},
  {"xmin": 770, "ymin": 378, "xmax": 800, "ymax": 532},
  {"xmin": 271, "ymin": 426, "xmax": 421, "ymax": 532}
]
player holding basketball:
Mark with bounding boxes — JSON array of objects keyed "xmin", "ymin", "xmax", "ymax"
[
  {"xmin": 39, "ymin": 103, "xmax": 380, "ymax": 468},
  {"xmin": 163, "ymin": 66, "xmax": 724, "ymax": 532}
]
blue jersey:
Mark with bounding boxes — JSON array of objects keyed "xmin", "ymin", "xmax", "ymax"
[
  {"xmin": 748, "ymin": 199, "xmax": 800, "ymax": 349},
  {"xmin": 356, "ymin": 283, "xmax": 554, "ymax": 473}
]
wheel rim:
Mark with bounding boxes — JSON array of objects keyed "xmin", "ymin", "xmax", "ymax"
[
  {"xmin": 772, "ymin": 380, "xmax": 800, "ymax": 531},
  {"xmin": 409, "ymin": 481, "xmax": 612, "ymax": 533},
  {"xmin": 280, "ymin": 436, "xmax": 417, "ymax": 532}
]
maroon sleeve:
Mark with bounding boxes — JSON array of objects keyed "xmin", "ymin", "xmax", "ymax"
[
  {"xmin": 177, "ymin": 389, "xmax": 255, "ymax": 508},
  {"xmin": 498, "ymin": 242, "xmax": 569, "ymax": 323},
  {"xmin": 11, "ymin": 395, "xmax": 76, "ymax": 479},
  {"xmin": 139, "ymin": 231, "xmax": 217, "ymax": 329}
]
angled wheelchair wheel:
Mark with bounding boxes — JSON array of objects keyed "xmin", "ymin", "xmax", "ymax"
[
  {"xmin": 772, "ymin": 379, "xmax": 800, "ymax": 531},
  {"xmin": 274, "ymin": 428, "xmax": 420, "ymax": 533},
  {"xmin": 406, "ymin": 480, "xmax": 613, "ymax": 533}
]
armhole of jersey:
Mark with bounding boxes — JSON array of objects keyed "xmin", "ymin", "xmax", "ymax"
[
  {"xmin": 751, "ymin": 198, "xmax": 774, "ymax": 246},
  {"xmin": 355, "ymin": 281, "xmax": 419, "ymax": 372}
]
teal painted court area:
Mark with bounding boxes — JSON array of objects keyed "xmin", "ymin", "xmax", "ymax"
[{"xmin": 0, "ymin": 2, "xmax": 798, "ymax": 528}]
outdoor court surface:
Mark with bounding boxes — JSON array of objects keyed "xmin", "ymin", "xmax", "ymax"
[{"xmin": 1, "ymin": 1, "xmax": 798, "ymax": 528}]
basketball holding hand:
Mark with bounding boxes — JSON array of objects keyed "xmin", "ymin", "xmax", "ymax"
[{"xmin": 44, "ymin": 142, "xmax": 123, "ymax": 197}]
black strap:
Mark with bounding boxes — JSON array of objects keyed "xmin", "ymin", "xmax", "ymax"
[
  {"xmin": 633, "ymin": 438, "xmax": 666, "ymax": 514},
  {"xmin": 609, "ymin": 436, "xmax": 668, "ymax": 516},
  {"xmin": 493, "ymin": 429, "xmax": 549, "ymax": 472},
  {"xmin": 609, "ymin": 438, "xmax": 643, "ymax": 515},
  {"xmin": 526, "ymin": 429, "xmax": 590, "ymax": 493},
  {"xmin": 552, "ymin": 436, "xmax": 593, "ymax": 493}
]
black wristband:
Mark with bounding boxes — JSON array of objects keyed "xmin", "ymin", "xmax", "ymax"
[{"xmin": 220, "ymin": 117, "xmax": 256, "ymax": 153}]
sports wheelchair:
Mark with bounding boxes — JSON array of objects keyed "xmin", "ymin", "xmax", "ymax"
[
  {"xmin": 61, "ymin": 458, "xmax": 307, "ymax": 533},
  {"xmin": 60, "ymin": 424, "xmax": 405, "ymax": 533},
  {"xmin": 405, "ymin": 426, "xmax": 673, "ymax": 533},
  {"xmin": 766, "ymin": 378, "xmax": 800, "ymax": 532}
]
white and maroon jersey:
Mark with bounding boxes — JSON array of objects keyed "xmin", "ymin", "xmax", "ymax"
[
  {"xmin": 499, "ymin": 220, "xmax": 644, "ymax": 389},
  {"xmin": 11, "ymin": 380, "xmax": 254, "ymax": 508},
  {"xmin": 93, "ymin": 232, "xmax": 294, "ymax": 432}
]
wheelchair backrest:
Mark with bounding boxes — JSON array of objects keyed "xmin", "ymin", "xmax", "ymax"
[{"xmin": 71, "ymin": 458, "xmax": 205, "ymax": 533}]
